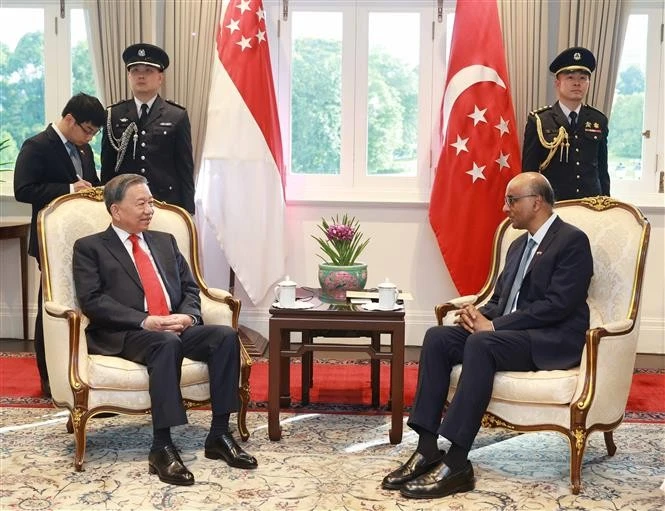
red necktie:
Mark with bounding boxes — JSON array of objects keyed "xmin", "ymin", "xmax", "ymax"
[{"xmin": 129, "ymin": 234, "xmax": 170, "ymax": 316}]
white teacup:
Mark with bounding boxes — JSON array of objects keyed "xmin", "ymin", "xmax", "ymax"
[
  {"xmin": 274, "ymin": 276, "xmax": 297, "ymax": 307},
  {"xmin": 377, "ymin": 279, "xmax": 399, "ymax": 310}
]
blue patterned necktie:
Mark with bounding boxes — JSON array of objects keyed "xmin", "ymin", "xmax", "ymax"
[
  {"xmin": 65, "ymin": 141, "xmax": 82, "ymax": 178},
  {"xmin": 503, "ymin": 238, "xmax": 536, "ymax": 315}
]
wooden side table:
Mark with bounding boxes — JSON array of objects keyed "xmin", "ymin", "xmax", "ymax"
[
  {"xmin": 268, "ymin": 292, "xmax": 405, "ymax": 444},
  {"xmin": 0, "ymin": 221, "xmax": 30, "ymax": 339}
]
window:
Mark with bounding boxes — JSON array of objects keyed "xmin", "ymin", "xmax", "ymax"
[
  {"xmin": 0, "ymin": 1, "xmax": 102, "ymax": 169},
  {"xmin": 268, "ymin": 1, "xmax": 449, "ymax": 202},
  {"xmin": 608, "ymin": 3, "xmax": 664, "ymax": 198}
]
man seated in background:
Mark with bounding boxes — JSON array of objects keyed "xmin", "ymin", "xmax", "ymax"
[
  {"xmin": 382, "ymin": 172, "xmax": 593, "ymax": 499},
  {"xmin": 14, "ymin": 92, "xmax": 105, "ymax": 397},
  {"xmin": 72, "ymin": 173, "xmax": 257, "ymax": 486}
]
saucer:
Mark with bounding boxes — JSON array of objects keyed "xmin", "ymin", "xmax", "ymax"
[
  {"xmin": 360, "ymin": 302, "xmax": 403, "ymax": 311},
  {"xmin": 272, "ymin": 300, "xmax": 315, "ymax": 309}
]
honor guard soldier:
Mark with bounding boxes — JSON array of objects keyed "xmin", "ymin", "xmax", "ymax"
[
  {"xmin": 522, "ymin": 47, "xmax": 609, "ymax": 200},
  {"xmin": 101, "ymin": 43, "xmax": 195, "ymax": 214}
]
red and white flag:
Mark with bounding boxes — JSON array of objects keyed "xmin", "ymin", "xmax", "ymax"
[
  {"xmin": 196, "ymin": 0, "xmax": 286, "ymax": 304},
  {"xmin": 429, "ymin": 0, "xmax": 520, "ymax": 295}
]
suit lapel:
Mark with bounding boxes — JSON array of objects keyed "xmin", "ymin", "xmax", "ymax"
[
  {"xmin": 100, "ymin": 226, "xmax": 143, "ymax": 289},
  {"xmin": 552, "ymin": 102, "xmax": 570, "ymax": 131},
  {"xmin": 524, "ymin": 216, "xmax": 563, "ymax": 276},
  {"xmin": 45, "ymin": 125, "xmax": 78, "ymax": 181}
]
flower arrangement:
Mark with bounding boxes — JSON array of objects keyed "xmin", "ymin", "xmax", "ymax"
[{"xmin": 312, "ymin": 214, "xmax": 370, "ymax": 266}]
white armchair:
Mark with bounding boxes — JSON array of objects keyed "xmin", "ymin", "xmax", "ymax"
[
  {"xmin": 436, "ymin": 197, "xmax": 650, "ymax": 494},
  {"xmin": 37, "ymin": 188, "xmax": 252, "ymax": 471}
]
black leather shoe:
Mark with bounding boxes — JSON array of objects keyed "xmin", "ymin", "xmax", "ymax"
[
  {"xmin": 381, "ymin": 450, "xmax": 445, "ymax": 490},
  {"xmin": 400, "ymin": 460, "xmax": 474, "ymax": 499},
  {"xmin": 205, "ymin": 432, "xmax": 258, "ymax": 469},
  {"xmin": 40, "ymin": 378, "xmax": 51, "ymax": 399},
  {"xmin": 148, "ymin": 445, "xmax": 195, "ymax": 486}
]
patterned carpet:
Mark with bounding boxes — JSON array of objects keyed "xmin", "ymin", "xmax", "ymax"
[{"xmin": 1, "ymin": 407, "xmax": 663, "ymax": 510}]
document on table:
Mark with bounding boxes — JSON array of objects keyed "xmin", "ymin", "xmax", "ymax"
[{"xmin": 346, "ymin": 290, "xmax": 414, "ymax": 301}]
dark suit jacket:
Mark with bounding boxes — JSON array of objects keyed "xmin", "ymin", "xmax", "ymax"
[
  {"xmin": 522, "ymin": 101, "xmax": 609, "ymax": 200},
  {"xmin": 479, "ymin": 216, "xmax": 593, "ymax": 370},
  {"xmin": 73, "ymin": 226, "xmax": 202, "ymax": 355},
  {"xmin": 14, "ymin": 124, "xmax": 100, "ymax": 260},
  {"xmin": 100, "ymin": 96, "xmax": 195, "ymax": 214}
]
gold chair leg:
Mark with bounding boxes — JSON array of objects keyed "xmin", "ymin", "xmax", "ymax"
[
  {"xmin": 568, "ymin": 430, "xmax": 587, "ymax": 495},
  {"xmin": 72, "ymin": 408, "xmax": 89, "ymax": 472}
]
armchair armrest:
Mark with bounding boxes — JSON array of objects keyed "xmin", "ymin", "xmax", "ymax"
[
  {"xmin": 200, "ymin": 287, "xmax": 241, "ymax": 330},
  {"xmin": 435, "ymin": 295, "xmax": 478, "ymax": 325},
  {"xmin": 599, "ymin": 319, "xmax": 633, "ymax": 333}
]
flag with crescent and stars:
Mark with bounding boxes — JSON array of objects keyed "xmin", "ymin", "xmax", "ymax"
[
  {"xmin": 429, "ymin": 0, "xmax": 521, "ymax": 295},
  {"xmin": 195, "ymin": 0, "xmax": 286, "ymax": 304}
]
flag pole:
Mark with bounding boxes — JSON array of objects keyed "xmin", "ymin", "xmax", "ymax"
[{"xmin": 229, "ymin": 267, "xmax": 268, "ymax": 357}]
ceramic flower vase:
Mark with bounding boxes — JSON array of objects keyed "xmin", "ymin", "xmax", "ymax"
[{"xmin": 318, "ymin": 262, "xmax": 368, "ymax": 301}]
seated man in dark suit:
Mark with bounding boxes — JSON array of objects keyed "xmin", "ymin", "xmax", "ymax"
[
  {"xmin": 382, "ymin": 172, "xmax": 593, "ymax": 499},
  {"xmin": 72, "ymin": 173, "xmax": 257, "ymax": 486},
  {"xmin": 14, "ymin": 92, "xmax": 105, "ymax": 397}
]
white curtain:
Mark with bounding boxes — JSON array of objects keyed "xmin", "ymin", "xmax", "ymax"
[{"xmin": 162, "ymin": 0, "xmax": 223, "ymax": 178}]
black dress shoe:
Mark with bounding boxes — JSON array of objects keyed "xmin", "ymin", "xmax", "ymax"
[
  {"xmin": 381, "ymin": 450, "xmax": 444, "ymax": 490},
  {"xmin": 205, "ymin": 432, "xmax": 258, "ymax": 469},
  {"xmin": 148, "ymin": 445, "xmax": 195, "ymax": 486},
  {"xmin": 400, "ymin": 460, "xmax": 474, "ymax": 499}
]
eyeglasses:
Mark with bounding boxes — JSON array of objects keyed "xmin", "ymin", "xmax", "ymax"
[
  {"xmin": 504, "ymin": 194, "xmax": 538, "ymax": 207},
  {"xmin": 75, "ymin": 121, "xmax": 100, "ymax": 138}
]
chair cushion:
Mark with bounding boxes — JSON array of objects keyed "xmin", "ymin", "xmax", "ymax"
[
  {"xmin": 86, "ymin": 355, "xmax": 209, "ymax": 390},
  {"xmin": 449, "ymin": 365, "xmax": 580, "ymax": 404}
]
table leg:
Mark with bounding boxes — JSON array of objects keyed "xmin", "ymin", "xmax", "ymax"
[
  {"xmin": 279, "ymin": 329, "xmax": 292, "ymax": 408},
  {"xmin": 389, "ymin": 325, "xmax": 405, "ymax": 444},
  {"xmin": 371, "ymin": 333, "xmax": 380, "ymax": 408},
  {"xmin": 19, "ymin": 233, "xmax": 28, "ymax": 340},
  {"xmin": 302, "ymin": 331, "xmax": 312, "ymax": 405},
  {"xmin": 268, "ymin": 321, "xmax": 282, "ymax": 441}
]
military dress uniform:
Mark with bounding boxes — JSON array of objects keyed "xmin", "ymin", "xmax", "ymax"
[
  {"xmin": 101, "ymin": 96, "xmax": 195, "ymax": 213},
  {"xmin": 101, "ymin": 43, "xmax": 195, "ymax": 214},
  {"xmin": 522, "ymin": 46, "xmax": 610, "ymax": 201},
  {"xmin": 522, "ymin": 102, "xmax": 609, "ymax": 200}
]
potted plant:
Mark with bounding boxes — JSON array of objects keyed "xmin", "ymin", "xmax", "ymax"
[{"xmin": 312, "ymin": 214, "xmax": 370, "ymax": 301}]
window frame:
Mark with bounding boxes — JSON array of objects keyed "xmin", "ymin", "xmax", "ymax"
[
  {"xmin": 609, "ymin": 2, "xmax": 664, "ymax": 204},
  {"xmin": 1, "ymin": 0, "xmax": 89, "ymax": 131},
  {"xmin": 266, "ymin": 0, "xmax": 448, "ymax": 204}
]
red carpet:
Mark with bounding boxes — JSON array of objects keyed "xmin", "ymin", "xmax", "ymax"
[{"xmin": 1, "ymin": 353, "xmax": 663, "ymax": 421}]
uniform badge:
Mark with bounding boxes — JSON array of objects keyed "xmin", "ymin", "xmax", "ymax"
[
  {"xmin": 573, "ymin": 52, "xmax": 581, "ymax": 61},
  {"xmin": 585, "ymin": 121, "xmax": 591, "ymax": 128},
  {"xmin": 138, "ymin": 48, "xmax": 145, "ymax": 57},
  {"xmin": 159, "ymin": 122, "xmax": 173, "ymax": 126},
  {"xmin": 120, "ymin": 118, "xmax": 129, "ymax": 122},
  {"xmin": 593, "ymin": 122, "xmax": 599, "ymax": 128}
]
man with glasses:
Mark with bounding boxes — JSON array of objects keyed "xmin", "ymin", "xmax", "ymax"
[
  {"xmin": 382, "ymin": 172, "xmax": 593, "ymax": 499},
  {"xmin": 14, "ymin": 92, "xmax": 105, "ymax": 397},
  {"xmin": 101, "ymin": 43, "xmax": 195, "ymax": 215},
  {"xmin": 522, "ymin": 47, "xmax": 609, "ymax": 200}
]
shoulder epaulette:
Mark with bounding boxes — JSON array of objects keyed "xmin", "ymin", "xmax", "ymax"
[
  {"xmin": 165, "ymin": 99, "xmax": 186, "ymax": 110},
  {"xmin": 529, "ymin": 105, "xmax": 552, "ymax": 116},
  {"xmin": 582, "ymin": 103, "xmax": 607, "ymax": 117},
  {"xmin": 108, "ymin": 98, "xmax": 132, "ymax": 109}
]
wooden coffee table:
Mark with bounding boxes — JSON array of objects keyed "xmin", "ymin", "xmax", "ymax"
[{"xmin": 268, "ymin": 289, "xmax": 405, "ymax": 444}]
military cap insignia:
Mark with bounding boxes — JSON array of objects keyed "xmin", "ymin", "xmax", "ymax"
[
  {"xmin": 138, "ymin": 48, "xmax": 146, "ymax": 57},
  {"xmin": 573, "ymin": 52, "xmax": 581, "ymax": 61}
]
